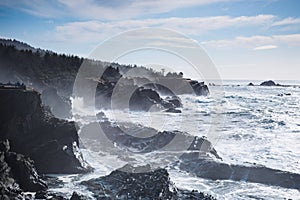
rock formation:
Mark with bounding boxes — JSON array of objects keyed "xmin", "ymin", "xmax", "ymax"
[
  {"xmin": 81, "ymin": 166, "xmax": 216, "ymax": 200},
  {"xmin": 260, "ymin": 80, "xmax": 277, "ymax": 86},
  {"xmin": 0, "ymin": 88, "xmax": 89, "ymax": 174},
  {"xmin": 0, "ymin": 140, "xmax": 47, "ymax": 198}
]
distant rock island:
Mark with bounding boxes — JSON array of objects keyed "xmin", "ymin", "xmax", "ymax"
[
  {"xmin": 247, "ymin": 80, "xmax": 293, "ymax": 87},
  {"xmin": 260, "ymin": 80, "xmax": 277, "ymax": 86}
]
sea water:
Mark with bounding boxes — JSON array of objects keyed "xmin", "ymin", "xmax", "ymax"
[{"xmin": 49, "ymin": 80, "xmax": 300, "ymax": 200}]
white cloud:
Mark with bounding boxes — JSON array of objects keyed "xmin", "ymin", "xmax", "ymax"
[
  {"xmin": 49, "ymin": 15, "xmax": 275, "ymax": 43},
  {"xmin": 272, "ymin": 17, "xmax": 300, "ymax": 27},
  {"xmin": 0, "ymin": 0, "xmax": 240, "ymax": 20},
  {"xmin": 253, "ymin": 45, "xmax": 278, "ymax": 50},
  {"xmin": 202, "ymin": 34, "xmax": 300, "ymax": 49}
]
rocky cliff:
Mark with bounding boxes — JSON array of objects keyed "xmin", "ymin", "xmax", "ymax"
[{"xmin": 0, "ymin": 88, "xmax": 89, "ymax": 174}]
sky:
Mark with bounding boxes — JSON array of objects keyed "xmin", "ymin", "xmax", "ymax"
[{"xmin": 0, "ymin": 0, "xmax": 300, "ymax": 80}]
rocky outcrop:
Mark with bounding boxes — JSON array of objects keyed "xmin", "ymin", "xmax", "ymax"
[
  {"xmin": 96, "ymin": 83, "xmax": 183, "ymax": 112},
  {"xmin": 141, "ymin": 79, "xmax": 209, "ymax": 96},
  {"xmin": 165, "ymin": 107, "xmax": 182, "ymax": 113},
  {"xmin": 0, "ymin": 140, "xmax": 47, "ymax": 199},
  {"xmin": 165, "ymin": 96, "xmax": 182, "ymax": 107},
  {"xmin": 80, "ymin": 117, "xmax": 220, "ymax": 158},
  {"xmin": 129, "ymin": 87, "xmax": 162, "ymax": 111},
  {"xmin": 129, "ymin": 87, "xmax": 183, "ymax": 112},
  {"xmin": 260, "ymin": 80, "xmax": 277, "ymax": 86},
  {"xmin": 129, "ymin": 87, "xmax": 182, "ymax": 113},
  {"xmin": 189, "ymin": 80, "xmax": 210, "ymax": 96},
  {"xmin": 179, "ymin": 158, "xmax": 300, "ymax": 190},
  {"xmin": 41, "ymin": 87, "xmax": 72, "ymax": 119},
  {"xmin": 0, "ymin": 89, "xmax": 89, "ymax": 174},
  {"xmin": 70, "ymin": 192, "xmax": 88, "ymax": 200},
  {"xmin": 82, "ymin": 113, "xmax": 300, "ymax": 191},
  {"xmin": 81, "ymin": 166, "xmax": 216, "ymax": 200}
]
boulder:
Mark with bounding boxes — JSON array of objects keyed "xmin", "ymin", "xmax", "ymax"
[
  {"xmin": 81, "ymin": 166, "xmax": 216, "ymax": 200},
  {"xmin": 189, "ymin": 81, "xmax": 210, "ymax": 96},
  {"xmin": 129, "ymin": 88, "xmax": 183, "ymax": 112},
  {"xmin": 165, "ymin": 95, "xmax": 182, "ymax": 107},
  {"xmin": 129, "ymin": 87, "xmax": 163, "ymax": 111},
  {"xmin": 70, "ymin": 192, "xmax": 87, "ymax": 200},
  {"xmin": 248, "ymin": 82, "xmax": 254, "ymax": 86}
]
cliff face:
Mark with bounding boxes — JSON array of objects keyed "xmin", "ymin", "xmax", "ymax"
[{"xmin": 0, "ymin": 88, "xmax": 88, "ymax": 174}]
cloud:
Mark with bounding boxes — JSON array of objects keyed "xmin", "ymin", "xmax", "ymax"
[
  {"xmin": 272, "ymin": 17, "xmax": 300, "ymax": 27},
  {"xmin": 253, "ymin": 45, "xmax": 278, "ymax": 50},
  {"xmin": 202, "ymin": 34, "xmax": 300, "ymax": 49},
  {"xmin": 49, "ymin": 15, "xmax": 275, "ymax": 43},
  {"xmin": 0, "ymin": 0, "xmax": 240, "ymax": 20}
]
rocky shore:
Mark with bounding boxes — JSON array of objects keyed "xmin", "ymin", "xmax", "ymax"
[
  {"xmin": 1, "ymin": 40, "xmax": 299, "ymax": 199},
  {"xmin": 0, "ymin": 87, "xmax": 216, "ymax": 199}
]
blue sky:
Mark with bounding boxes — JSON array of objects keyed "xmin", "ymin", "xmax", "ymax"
[{"xmin": 0, "ymin": 0, "xmax": 300, "ymax": 80}]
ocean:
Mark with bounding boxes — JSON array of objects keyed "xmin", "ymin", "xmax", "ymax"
[{"xmin": 49, "ymin": 80, "xmax": 300, "ymax": 199}]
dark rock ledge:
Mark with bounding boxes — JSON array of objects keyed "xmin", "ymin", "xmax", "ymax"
[{"xmin": 81, "ymin": 165, "xmax": 216, "ymax": 200}]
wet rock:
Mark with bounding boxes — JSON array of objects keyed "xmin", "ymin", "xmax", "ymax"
[
  {"xmin": 0, "ymin": 140, "xmax": 47, "ymax": 199},
  {"xmin": 35, "ymin": 191, "xmax": 67, "ymax": 200},
  {"xmin": 35, "ymin": 190, "xmax": 48, "ymax": 199},
  {"xmin": 42, "ymin": 176, "xmax": 64, "ymax": 188},
  {"xmin": 70, "ymin": 192, "xmax": 87, "ymax": 200},
  {"xmin": 80, "ymin": 114, "xmax": 220, "ymax": 158},
  {"xmin": 165, "ymin": 95, "xmax": 182, "ymax": 107},
  {"xmin": 248, "ymin": 82, "xmax": 254, "ymax": 86},
  {"xmin": 0, "ymin": 151, "xmax": 18, "ymax": 196},
  {"xmin": 98, "ymin": 119, "xmax": 220, "ymax": 156},
  {"xmin": 189, "ymin": 80, "xmax": 210, "ymax": 96},
  {"xmin": 129, "ymin": 87, "xmax": 162, "ymax": 111},
  {"xmin": 5, "ymin": 151, "xmax": 47, "ymax": 192},
  {"xmin": 0, "ymin": 139, "xmax": 10, "ymax": 152},
  {"xmin": 165, "ymin": 108, "xmax": 182, "ymax": 113},
  {"xmin": 0, "ymin": 89, "xmax": 89, "ymax": 174},
  {"xmin": 179, "ymin": 158, "xmax": 300, "ymax": 190},
  {"xmin": 129, "ymin": 88, "xmax": 183, "ymax": 112},
  {"xmin": 178, "ymin": 189, "xmax": 216, "ymax": 200},
  {"xmin": 81, "ymin": 166, "xmax": 215, "ymax": 200}
]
